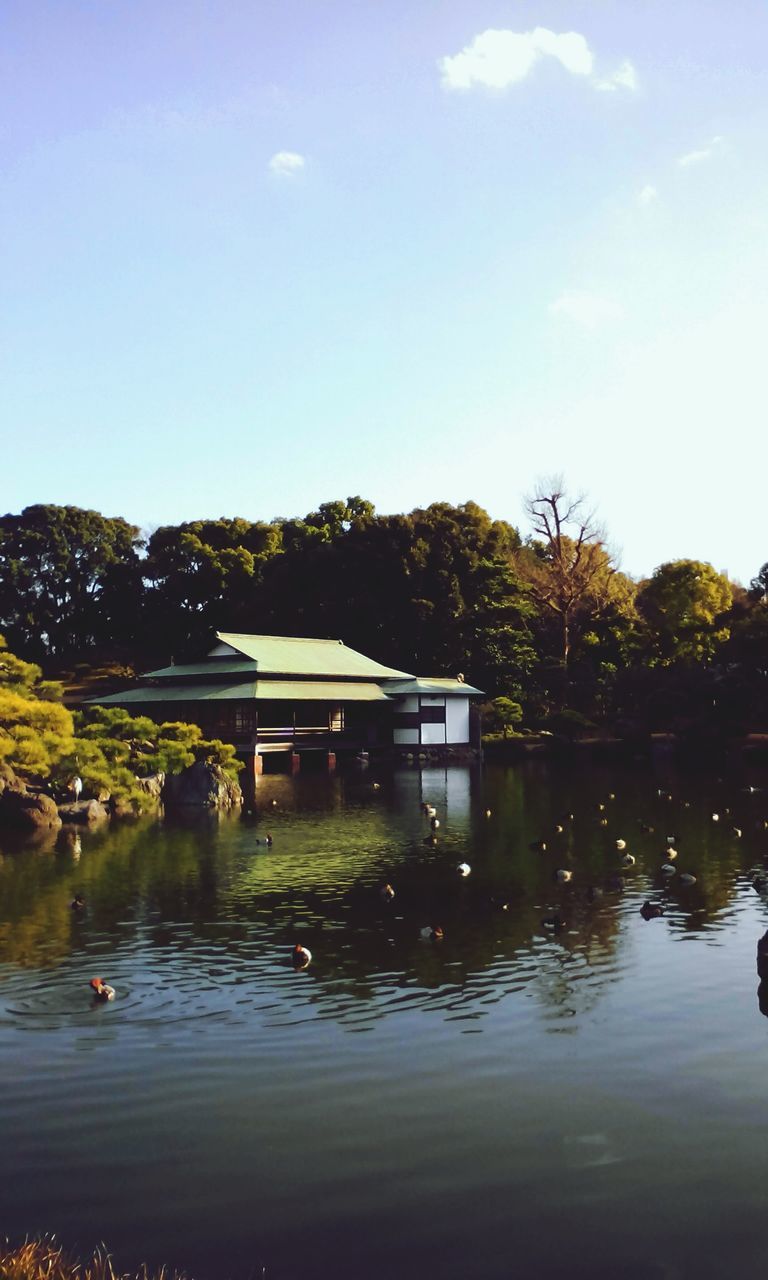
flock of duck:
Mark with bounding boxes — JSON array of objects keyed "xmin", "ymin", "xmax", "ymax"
[{"xmin": 71, "ymin": 780, "xmax": 768, "ymax": 1002}]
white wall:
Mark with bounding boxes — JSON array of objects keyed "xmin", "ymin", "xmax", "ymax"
[
  {"xmin": 446, "ymin": 698, "xmax": 470, "ymax": 744},
  {"xmin": 421, "ymin": 722, "xmax": 447, "ymax": 745}
]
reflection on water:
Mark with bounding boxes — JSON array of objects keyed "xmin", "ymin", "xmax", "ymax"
[{"xmin": 2, "ymin": 760, "xmax": 768, "ymax": 1279}]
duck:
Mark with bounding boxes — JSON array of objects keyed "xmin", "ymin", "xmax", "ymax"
[
  {"xmin": 731, "ymin": 827, "xmax": 742, "ymax": 839},
  {"xmin": 71, "ymin": 894, "xmax": 85, "ymax": 911},
  {"xmin": 431, "ymin": 817, "xmax": 440, "ymax": 830},
  {"xmin": 665, "ymin": 847, "xmax": 678, "ymax": 860},
  {"xmin": 621, "ymin": 853, "xmax": 636, "ymax": 868},
  {"xmin": 615, "ymin": 839, "xmax": 627, "ymax": 851},
  {"xmin": 372, "ymin": 782, "xmax": 381, "ymax": 792},
  {"xmin": 711, "ymin": 813, "xmax": 720, "ymax": 822},
  {"xmin": 90, "ymin": 977, "xmax": 115, "ymax": 1001},
  {"xmin": 679, "ymin": 873, "xmax": 697, "ymax": 886},
  {"xmin": 530, "ymin": 839, "xmax": 547, "ymax": 852},
  {"xmin": 457, "ymin": 862, "xmax": 471, "ymax": 877},
  {"xmin": 660, "ymin": 863, "xmax": 676, "ymax": 876},
  {"xmin": 292, "ymin": 944, "xmax": 312, "ymax": 969},
  {"xmin": 640, "ymin": 901, "xmax": 664, "ymax": 920},
  {"xmin": 485, "ymin": 808, "xmax": 492, "ymax": 818},
  {"xmin": 423, "ymin": 804, "xmax": 437, "ymax": 818},
  {"xmin": 553, "ymin": 824, "xmax": 564, "ymax": 835},
  {"xmin": 381, "ymin": 883, "xmax": 395, "ymax": 902},
  {"xmin": 256, "ymin": 833, "xmax": 273, "ymax": 847},
  {"xmin": 599, "ymin": 818, "xmax": 608, "ymax": 827},
  {"xmin": 270, "ymin": 799, "xmax": 278, "ymax": 808},
  {"xmin": 541, "ymin": 914, "xmax": 566, "ymax": 932},
  {"xmin": 420, "ymin": 925, "xmax": 444, "ymax": 941},
  {"xmin": 554, "ymin": 869, "xmax": 572, "ymax": 883}
]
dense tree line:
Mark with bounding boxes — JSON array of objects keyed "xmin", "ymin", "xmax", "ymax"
[{"xmin": 0, "ymin": 493, "xmax": 766, "ymax": 736}]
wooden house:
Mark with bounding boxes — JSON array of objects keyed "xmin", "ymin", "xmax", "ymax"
[{"xmin": 91, "ymin": 632, "xmax": 483, "ymax": 772}]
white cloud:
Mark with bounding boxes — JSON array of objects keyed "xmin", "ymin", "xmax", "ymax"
[
  {"xmin": 268, "ymin": 150, "xmax": 305, "ymax": 177},
  {"xmin": 677, "ymin": 135, "xmax": 723, "ymax": 167},
  {"xmin": 439, "ymin": 27, "xmax": 594, "ymax": 91},
  {"xmin": 549, "ymin": 291, "xmax": 624, "ymax": 330},
  {"xmin": 638, "ymin": 184, "xmax": 658, "ymax": 205},
  {"xmin": 595, "ymin": 59, "xmax": 638, "ymax": 92}
]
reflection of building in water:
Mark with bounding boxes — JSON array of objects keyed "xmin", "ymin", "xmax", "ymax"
[{"xmin": 392, "ymin": 765, "xmax": 475, "ymax": 825}]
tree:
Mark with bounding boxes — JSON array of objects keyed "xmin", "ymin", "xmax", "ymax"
[
  {"xmin": 636, "ymin": 560, "xmax": 734, "ymax": 665},
  {"xmin": 0, "ymin": 505, "xmax": 143, "ymax": 660},
  {"xmin": 143, "ymin": 517, "xmax": 282, "ymax": 660},
  {"xmin": 521, "ymin": 479, "xmax": 621, "ymax": 682}
]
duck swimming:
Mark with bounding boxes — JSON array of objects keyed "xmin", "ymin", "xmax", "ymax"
[
  {"xmin": 640, "ymin": 901, "xmax": 664, "ymax": 920},
  {"xmin": 554, "ymin": 869, "xmax": 572, "ymax": 883},
  {"xmin": 71, "ymin": 895, "xmax": 85, "ymax": 911},
  {"xmin": 90, "ymin": 977, "xmax": 115, "ymax": 1001},
  {"xmin": 292, "ymin": 944, "xmax": 312, "ymax": 969},
  {"xmin": 381, "ymin": 883, "xmax": 395, "ymax": 902},
  {"xmin": 420, "ymin": 925, "xmax": 444, "ymax": 941},
  {"xmin": 457, "ymin": 862, "xmax": 471, "ymax": 877},
  {"xmin": 621, "ymin": 853, "xmax": 636, "ymax": 867}
]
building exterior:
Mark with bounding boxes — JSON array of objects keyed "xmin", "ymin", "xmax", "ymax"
[{"xmin": 91, "ymin": 632, "xmax": 483, "ymax": 771}]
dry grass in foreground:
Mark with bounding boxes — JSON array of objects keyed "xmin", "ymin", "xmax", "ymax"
[{"xmin": 0, "ymin": 1238, "xmax": 188, "ymax": 1280}]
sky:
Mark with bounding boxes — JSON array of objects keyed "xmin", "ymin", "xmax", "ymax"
[{"xmin": 1, "ymin": 1, "xmax": 767, "ymax": 583}]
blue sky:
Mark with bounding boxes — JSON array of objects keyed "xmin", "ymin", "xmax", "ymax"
[{"xmin": 2, "ymin": 1, "xmax": 766, "ymax": 581}]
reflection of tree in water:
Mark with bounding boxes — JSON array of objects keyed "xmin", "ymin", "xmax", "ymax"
[{"xmin": 2, "ymin": 763, "xmax": 768, "ymax": 1034}]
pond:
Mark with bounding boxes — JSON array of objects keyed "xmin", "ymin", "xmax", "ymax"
[{"xmin": 1, "ymin": 759, "xmax": 768, "ymax": 1280}]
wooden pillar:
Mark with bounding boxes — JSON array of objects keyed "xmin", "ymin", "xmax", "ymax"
[
  {"xmin": 291, "ymin": 752, "xmax": 301, "ymax": 774},
  {"xmin": 327, "ymin": 751, "xmax": 336, "ymax": 772}
]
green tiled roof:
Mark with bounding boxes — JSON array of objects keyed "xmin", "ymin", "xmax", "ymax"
[
  {"xmin": 89, "ymin": 680, "xmax": 390, "ymax": 706},
  {"xmin": 215, "ymin": 632, "xmax": 413, "ymax": 679},
  {"xmin": 89, "ymin": 681, "xmax": 259, "ymax": 705},
  {"xmin": 142, "ymin": 659, "xmax": 259, "ymax": 679},
  {"xmin": 386, "ymin": 677, "xmax": 485, "ymax": 697},
  {"xmin": 254, "ymin": 680, "xmax": 390, "ymax": 702}
]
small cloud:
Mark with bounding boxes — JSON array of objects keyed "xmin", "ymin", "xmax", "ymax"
[
  {"xmin": 268, "ymin": 150, "xmax": 305, "ymax": 177},
  {"xmin": 439, "ymin": 27, "xmax": 594, "ymax": 91},
  {"xmin": 638, "ymin": 184, "xmax": 658, "ymax": 205},
  {"xmin": 595, "ymin": 59, "xmax": 638, "ymax": 92},
  {"xmin": 550, "ymin": 291, "xmax": 624, "ymax": 331},
  {"xmin": 677, "ymin": 135, "xmax": 723, "ymax": 167}
]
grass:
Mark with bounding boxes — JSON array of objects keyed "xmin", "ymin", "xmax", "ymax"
[{"xmin": 0, "ymin": 1238, "xmax": 188, "ymax": 1280}]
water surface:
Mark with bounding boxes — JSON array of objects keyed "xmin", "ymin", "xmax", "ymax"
[{"xmin": 2, "ymin": 760, "xmax": 768, "ymax": 1279}]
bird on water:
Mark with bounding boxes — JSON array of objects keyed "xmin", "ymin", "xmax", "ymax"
[{"xmin": 90, "ymin": 977, "xmax": 115, "ymax": 1001}]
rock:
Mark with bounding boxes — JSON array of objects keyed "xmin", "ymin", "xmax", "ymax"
[
  {"xmin": 163, "ymin": 761, "xmax": 243, "ymax": 809},
  {"xmin": 0, "ymin": 763, "xmax": 26, "ymax": 796},
  {"xmin": 110, "ymin": 796, "xmax": 138, "ymax": 818},
  {"xmin": 0, "ymin": 787, "xmax": 62, "ymax": 833},
  {"xmin": 57, "ymin": 799, "xmax": 110, "ymax": 825},
  {"xmin": 135, "ymin": 772, "xmax": 165, "ymax": 801}
]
